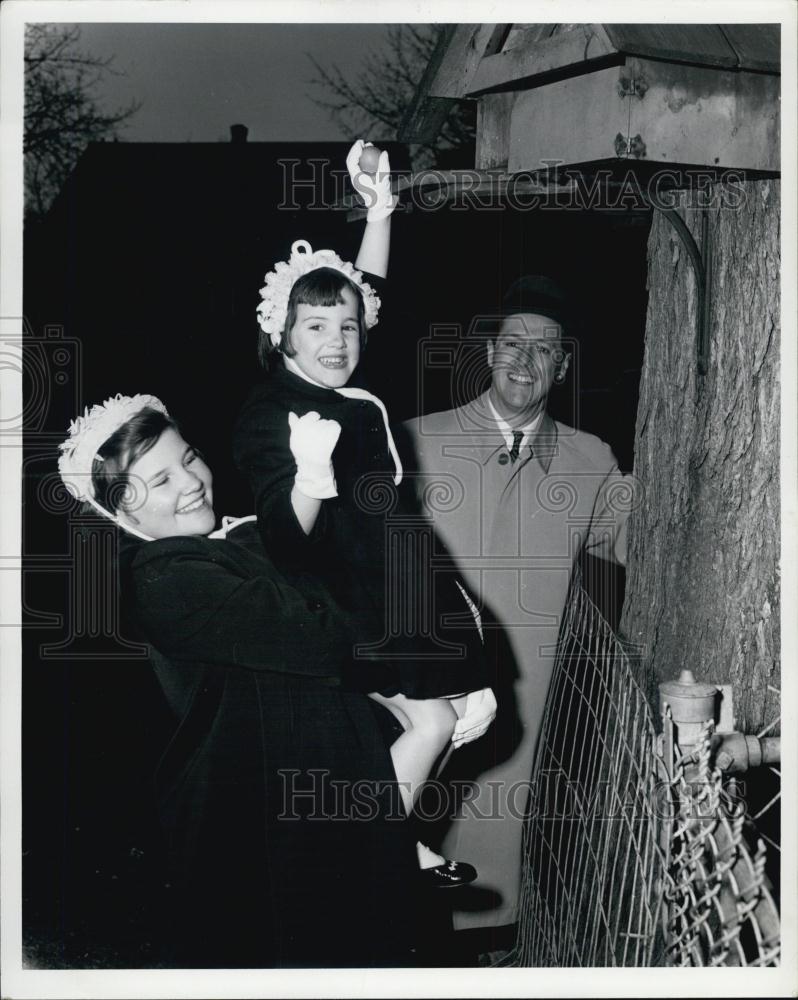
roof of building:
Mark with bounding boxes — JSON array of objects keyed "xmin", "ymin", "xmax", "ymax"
[{"xmin": 400, "ymin": 23, "xmax": 780, "ymax": 143}]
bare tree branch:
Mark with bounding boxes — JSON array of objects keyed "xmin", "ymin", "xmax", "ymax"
[
  {"xmin": 24, "ymin": 24, "xmax": 141, "ymax": 219},
  {"xmin": 305, "ymin": 24, "xmax": 475, "ymax": 171}
]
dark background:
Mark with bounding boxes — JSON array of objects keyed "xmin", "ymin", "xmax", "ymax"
[{"xmin": 22, "ymin": 139, "xmax": 649, "ymax": 966}]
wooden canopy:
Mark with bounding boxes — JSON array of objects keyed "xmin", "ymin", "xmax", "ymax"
[{"xmin": 400, "ymin": 24, "xmax": 780, "ymax": 174}]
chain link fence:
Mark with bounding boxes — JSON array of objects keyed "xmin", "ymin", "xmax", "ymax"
[{"xmin": 507, "ymin": 570, "xmax": 781, "ymax": 968}]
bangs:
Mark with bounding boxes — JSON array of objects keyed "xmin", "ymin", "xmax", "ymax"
[{"xmin": 291, "ymin": 267, "xmax": 360, "ymax": 309}]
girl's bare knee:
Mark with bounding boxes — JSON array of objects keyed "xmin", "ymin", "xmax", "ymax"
[
  {"xmin": 404, "ymin": 697, "xmax": 457, "ymax": 743},
  {"xmin": 368, "ymin": 691, "xmax": 412, "ymax": 732}
]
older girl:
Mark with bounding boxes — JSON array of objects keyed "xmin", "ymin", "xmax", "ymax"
[{"xmin": 58, "ymin": 394, "xmax": 419, "ymax": 967}]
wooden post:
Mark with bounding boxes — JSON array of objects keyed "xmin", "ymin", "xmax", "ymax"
[{"xmin": 619, "ymin": 180, "xmax": 780, "ymax": 736}]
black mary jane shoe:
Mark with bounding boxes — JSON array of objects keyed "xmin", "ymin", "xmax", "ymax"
[{"xmin": 420, "ymin": 859, "xmax": 478, "ymax": 888}]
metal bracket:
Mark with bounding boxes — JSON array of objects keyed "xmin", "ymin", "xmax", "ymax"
[
  {"xmin": 640, "ymin": 195, "xmax": 712, "ymax": 378},
  {"xmin": 618, "ymin": 74, "xmax": 649, "ymax": 99},
  {"xmin": 614, "ymin": 132, "xmax": 647, "ymax": 159}
]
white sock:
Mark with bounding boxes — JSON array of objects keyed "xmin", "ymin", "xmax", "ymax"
[{"xmin": 416, "ymin": 841, "xmax": 445, "ymax": 870}]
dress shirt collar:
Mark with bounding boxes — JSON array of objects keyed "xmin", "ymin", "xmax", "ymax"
[{"xmin": 486, "ymin": 396, "xmax": 544, "ymax": 451}]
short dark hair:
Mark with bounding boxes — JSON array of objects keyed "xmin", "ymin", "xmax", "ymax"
[
  {"xmin": 257, "ymin": 267, "xmax": 367, "ymax": 368},
  {"xmin": 90, "ymin": 406, "xmax": 177, "ymax": 514}
]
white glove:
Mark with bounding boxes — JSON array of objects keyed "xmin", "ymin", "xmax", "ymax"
[
  {"xmin": 288, "ymin": 411, "xmax": 341, "ymax": 500},
  {"xmin": 451, "ymin": 687, "xmax": 497, "ymax": 748},
  {"xmin": 345, "ymin": 139, "xmax": 396, "ymax": 222}
]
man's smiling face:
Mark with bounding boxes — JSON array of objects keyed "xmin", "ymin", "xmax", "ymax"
[{"xmin": 487, "ymin": 313, "xmax": 569, "ymax": 422}]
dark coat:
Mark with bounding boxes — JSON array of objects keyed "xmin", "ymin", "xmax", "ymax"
[
  {"xmin": 232, "ymin": 365, "xmax": 488, "ymax": 700},
  {"xmin": 120, "ymin": 520, "xmax": 418, "ymax": 968}
]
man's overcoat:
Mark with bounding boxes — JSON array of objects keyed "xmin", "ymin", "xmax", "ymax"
[{"xmin": 403, "ymin": 393, "xmax": 628, "ymax": 931}]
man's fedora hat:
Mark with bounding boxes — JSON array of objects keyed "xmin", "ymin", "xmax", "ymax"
[{"xmin": 500, "ymin": 275, "xmax": 570, "ymax": 330}]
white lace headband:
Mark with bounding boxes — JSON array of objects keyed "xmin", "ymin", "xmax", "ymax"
[
  {"xmin": 256, "ymin": 240, "xmax": 381, "ymax": 347},
  {"xmin": 58, "ymin": 393, "xmax": 169, "ymax": 503}
]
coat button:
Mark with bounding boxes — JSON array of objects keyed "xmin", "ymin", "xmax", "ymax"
[
  {"xmin": 308, "ymin": 599, "xmax": 325, "ymax": 612},
  {"xmin": 498, "ymin": 453, "xmax": 510, "ymax": 465}
]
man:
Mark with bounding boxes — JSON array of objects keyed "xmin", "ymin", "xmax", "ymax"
[{"xmin": 403, "ymin": 276, "xmax": 631, "ymax": 956}]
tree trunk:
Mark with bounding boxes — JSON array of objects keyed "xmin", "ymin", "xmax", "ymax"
[{"xmin": 620, "ymin": 180, "xmax": 780, "ymax": 737}]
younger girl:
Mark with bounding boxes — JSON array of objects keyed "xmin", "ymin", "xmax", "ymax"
[{"xmin": 233, "ymin": 143, "xmax": 496, "ymax": 882}]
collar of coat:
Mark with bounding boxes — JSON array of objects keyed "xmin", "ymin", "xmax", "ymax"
[
  {"xmin": 268, "ymin": 360, "xmax": 370, "ymax": 401},
  {"xmin": 453, "ymin": 391, "xmax": 559, "ymax": 475}
]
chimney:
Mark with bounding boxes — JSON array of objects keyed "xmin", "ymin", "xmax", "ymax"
[{"xmin": 230, "ymin": 124, "xmax": 249, "ymax": 144}]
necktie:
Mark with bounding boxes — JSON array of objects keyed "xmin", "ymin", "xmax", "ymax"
[{"xmin": 509, "ymin": 430, "xmax": 524, "ymax": 463}]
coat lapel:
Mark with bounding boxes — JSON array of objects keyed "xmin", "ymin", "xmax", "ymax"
[
  {"xmin": 526, "ymin": 412, "xmax": 558, "ymax": 474},
  {"xmin": 455, "ymin": 393, "xmax": 559, "ymax": 473},
  {"xmin": 491, "ymin": 410, "xmax": 559, "ymax": 497}
]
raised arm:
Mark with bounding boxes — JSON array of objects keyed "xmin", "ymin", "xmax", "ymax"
[
  {"xmin": 346, "ymin": 140, "xmax": 395, "ymax": 280},
  {"xmin": 355, "ymin": 216, "xmax": 391, "ymax": 279}
]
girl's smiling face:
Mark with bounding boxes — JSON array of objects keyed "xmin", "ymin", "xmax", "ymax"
[
  {"xmin": 286, "ymin": 286, "xmax": 361, "ymax": 388},
  {"xmin": 117, "ymin": 427, "xmax": 215, "ymax": 539}
]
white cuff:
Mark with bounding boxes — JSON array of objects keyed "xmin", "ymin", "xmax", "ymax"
[
  {"xmin": 366, "ymin": 201, "xmax": 395, "ymax": 222},
  {"xmin": 294, "ymin": 471, "xmax": 338, "ymax": 500}
]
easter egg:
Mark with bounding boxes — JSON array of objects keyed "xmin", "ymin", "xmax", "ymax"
[{"xmin": 358, "ymin": 144, "xmax": 382, "ymax": 175}]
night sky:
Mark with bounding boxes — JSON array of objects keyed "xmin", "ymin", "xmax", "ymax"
[{"xmin": 69, "ymin": 22, "xmax": 399, "ymax": 142}]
